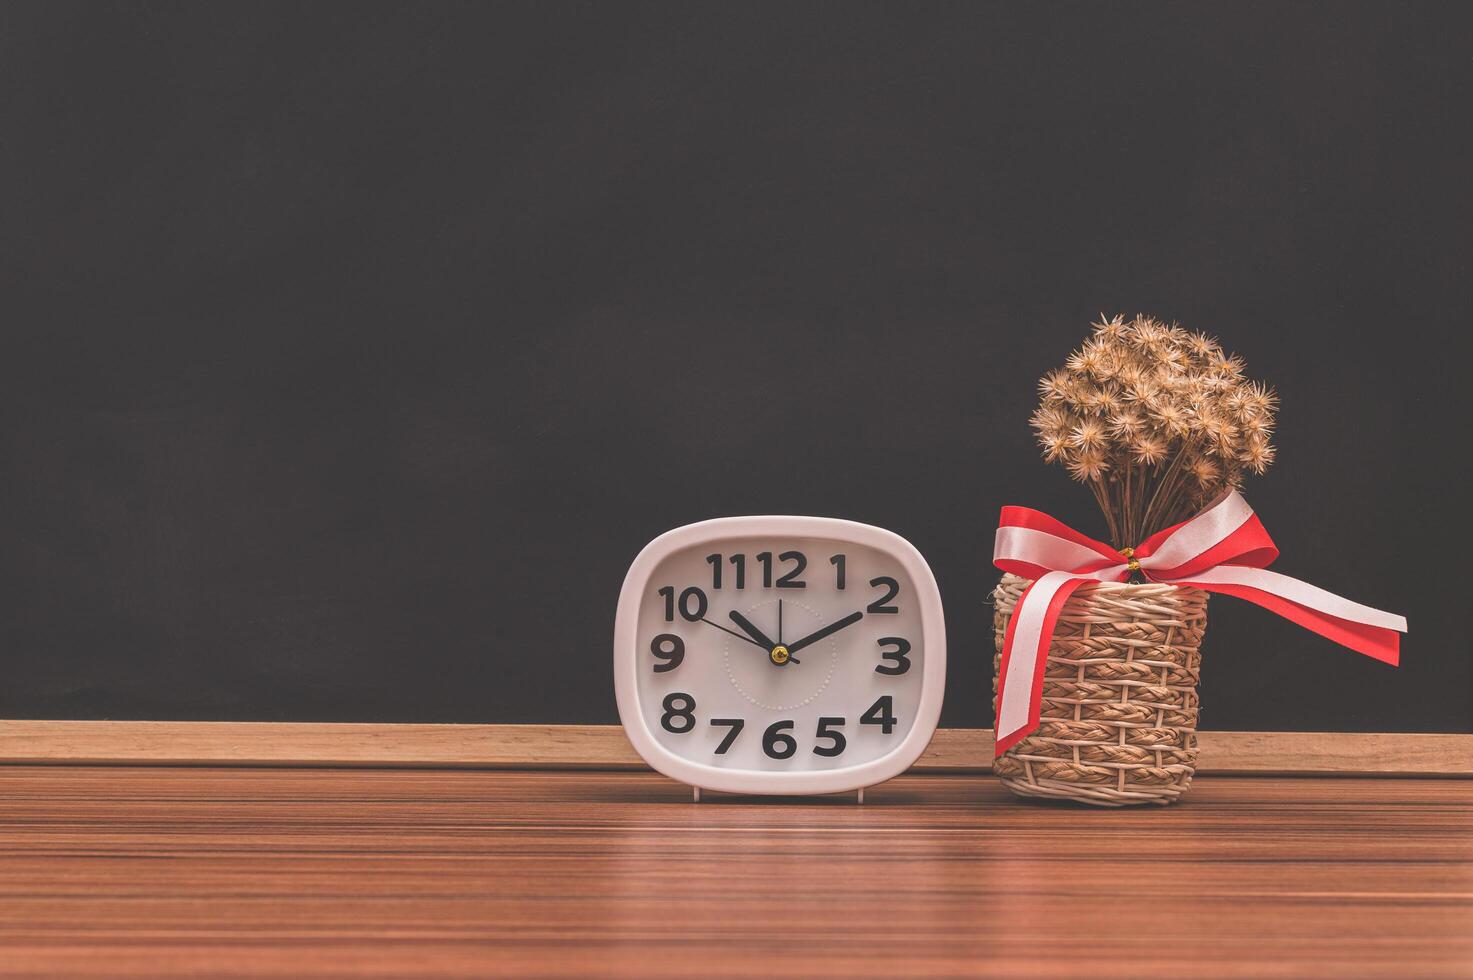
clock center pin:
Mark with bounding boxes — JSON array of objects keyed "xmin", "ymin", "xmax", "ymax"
[{"xmin": 769, "ymin": 645, "xmax": 790, "ymax": 666}]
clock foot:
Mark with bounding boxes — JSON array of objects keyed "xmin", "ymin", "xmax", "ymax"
[
  {"xmin": 692, "ymin": 787, "xmax": 701, "ymax": 803},
  {"xmin": 856, "ymin": 787, "xmax": 865, "ymax": 805}
]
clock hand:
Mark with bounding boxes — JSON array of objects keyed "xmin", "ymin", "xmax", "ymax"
[
  {"xmin": 784, "ymin": 610, "xmax": 864, "ymax": 655},
  {"xmin": 778, "ymin": 599, "xmax": 783, "ymax": 645},
  {"xmin": 700, "ymin": 616, "xmax": 801, "ymax": 664},
  {"xmin": 700, "ymin": 617, "xmax": 765, "ymax": 648},
  {"xmin": 728, "ymin": 609, "xmax": 776, "ymax": 650}
]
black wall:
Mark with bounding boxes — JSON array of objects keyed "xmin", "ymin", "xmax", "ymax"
[{"xmin": 3, "ymin": 2, "xmax": 1469, "ymax": 731}]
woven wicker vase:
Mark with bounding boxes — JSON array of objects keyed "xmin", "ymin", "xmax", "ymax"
[{"xmin": 991, "ymin": 573, "xmax": 1209, "ymax": 806}]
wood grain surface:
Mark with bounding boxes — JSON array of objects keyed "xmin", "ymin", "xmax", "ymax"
[
  {"xmin": 0, "ymin": 767, "xmax": 1469, "ymax": 977},
  {"xmin": 3, "ymin": 722, "xmax": 1470, "ymax": 775}
]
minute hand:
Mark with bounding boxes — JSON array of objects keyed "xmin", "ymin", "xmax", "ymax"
[{"xmin": 784, "ymin": 611, "xmax": 864, "ymax": 655}]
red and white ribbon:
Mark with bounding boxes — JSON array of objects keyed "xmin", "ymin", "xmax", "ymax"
[{"xmin": 992, "ymin": 491, "xmax": 1406, "ymax": 756}]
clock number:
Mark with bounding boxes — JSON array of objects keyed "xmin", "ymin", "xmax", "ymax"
[
  {"xmin": 860, "ymin": 695, "xmax": 897, "ymax": 734},
  {"xmin": 762, "ymin": 720, "xmax": 797, "ymax": 759},
  {"xmin": 776, "ymin": 551, "xmax": 806, "ymax": 588},
  {"xmin": 707, "ymin": 554, "xmax": 765, "ymax": 590},
  {"xmin": 679, "ymin": 587, "xmax": 708, "ymax": 621},
  {"xmin": 710, "ymin": 718, "xmax": 744, "ymax": 754},
  {"xmin": 757, "ymin": 551, "xmax": 807, "ymax": 588},
  {"xmin": 813, "ymin": 717, "xmax": 847, "ymax": 757},
  {"xmin": 650, "ymin": 634, "xmax": 685, "ymax": 672},
  {"xmin": 830, "ymin": 554, "xmax": 846, "ymax": 589},
  {"xmin": 875, "ymin": 637, "xmax": 911, "ymax": 675},
  {"xmin": 866, "ymin": 576, "xmax": 900, "ymax": 614},
  {"xmin": 660, "ymin": 692, "xmax": 696, "ymax": 733},
  {"xmin": 659, "ymin": 585, "xmax": 709, "ymax": 622}
]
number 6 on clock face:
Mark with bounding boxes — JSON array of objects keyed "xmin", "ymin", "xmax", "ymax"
[{"xmin": 613, "ymin": 516, "xmax": 947, "ymax": 796}]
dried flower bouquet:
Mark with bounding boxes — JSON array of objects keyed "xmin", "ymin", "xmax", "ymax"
[{"xmin": 1030, "ymin": 314, "xmax": 1277, "ymax": 549}]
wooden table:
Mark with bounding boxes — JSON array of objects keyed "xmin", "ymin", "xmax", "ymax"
[{"xmin": 1, "ymin": 767, "xmax": 1469, "ymax": 977}]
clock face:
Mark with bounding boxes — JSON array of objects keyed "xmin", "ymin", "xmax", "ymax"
[{"xmin": 614, "ymin": 517, "xmax": 945, "ymax": 794}]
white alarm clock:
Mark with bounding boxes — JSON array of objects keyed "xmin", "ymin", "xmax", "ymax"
[{"xmin": 614, "ymin": 516, "xmax": 946, "ymax": 797}]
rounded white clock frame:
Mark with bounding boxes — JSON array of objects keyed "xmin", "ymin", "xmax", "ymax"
[{"xmin": 614, "ymin": 515, "xmax": 947, "ymax": 796}]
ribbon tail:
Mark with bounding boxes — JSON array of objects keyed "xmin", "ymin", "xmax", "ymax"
[
  {"xmin": 994, "ymin": 571, "xmax": 1090, "ymax": 756},
  {"xmin": 1173, "ymin": 566, "xmax": 1406, "ymax": 666}
]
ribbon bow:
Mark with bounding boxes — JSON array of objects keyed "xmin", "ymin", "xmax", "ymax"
[{"xmin": 992, "ymin": 491, "xmax": 1406, "ymax": 756}]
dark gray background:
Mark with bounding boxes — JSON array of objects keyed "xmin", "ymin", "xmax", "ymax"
[{"xmin": 3, "ymin": 2, "xmax": 1469, "ymax": 731}]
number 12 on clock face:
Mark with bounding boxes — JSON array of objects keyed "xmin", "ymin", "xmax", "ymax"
[{"xmin": 613, "ymin": 516, "xmax": 946, "ymax": 797}]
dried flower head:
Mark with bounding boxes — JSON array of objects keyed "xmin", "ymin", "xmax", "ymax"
[
  {"xmin": 1152, "ymin": 400, "xmax": 1191, "ymax": 437},
  {"xmin": 1240, "ymin": 433, "xmax": 1276, "ymax": 475},
  {"xmin": 1185, "ymin": 331, "xmax": 1219, "ymax": 358},
  {"xmin": 1067, "ymin": 448, "xmax": 1110, "ymax": 482},
  {"xmin": 1130, "ymin": 432, "xmax": 1169, "ymax": 466},
  {"xmin": 1039, "ymin": 432, "xmax": 1070, "ymax": 463},
  {"xmin": 1038, "ymin": 369, "xmax": 1073, "ymax": 403},
  {"xmin": 1199, "ymin": 412, "xmax": 1240, "ymax": 457},
  {"xmin": 1108, "ymin": 409, "xmax": 1145, "ymax": 439},
  {"xmin": 1033, "ymin": 314, "xmax": 1277, "ymax": 547},
  {"xmin": 1030, "ymin": 405, "xmax": 1069, "ymax": 434},
  {"xmin": 1069, "ymin": 417, "xmax": 1107, "ymax": 452},
  {"xmin": 1243, "ymin": 380, "xmax": 1279, "ymax": 415},
  {"xmin": 1093, "ymin": 314, "xmax": 1128, "ymax": 344},
  {"xmin": 1189, "ymin": 457, "xmax": 1221, "ymax": 488}
]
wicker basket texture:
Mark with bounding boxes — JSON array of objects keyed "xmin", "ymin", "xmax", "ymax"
[{"xmin": 991, "ymin": 573, "xmax": 1209, "ymax": 806}]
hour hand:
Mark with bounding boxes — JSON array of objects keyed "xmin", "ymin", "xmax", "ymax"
[{"xmin": 728, "ymin": 609, "xmax": 776, "ymax": 650}]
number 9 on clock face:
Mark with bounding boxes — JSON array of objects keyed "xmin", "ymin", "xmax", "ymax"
[{"xmin": 613, "ymin": 516, "xmax": 946, "ymax": 796}]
